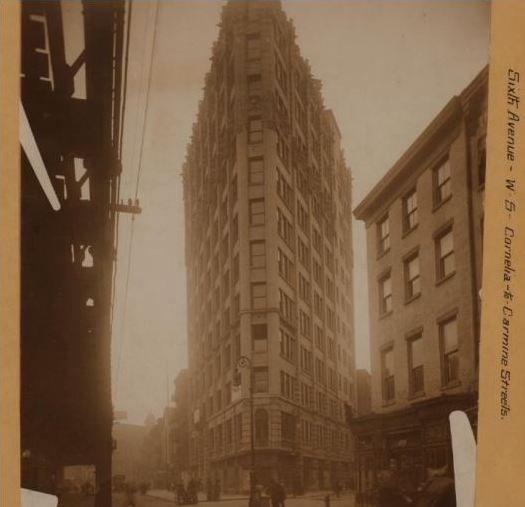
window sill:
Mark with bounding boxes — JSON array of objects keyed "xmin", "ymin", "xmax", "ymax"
[
  {"xmin": 435, "ymin": 271, "xmax": 456, "ymax": 287},
  {"xmin": 379, "ymin": 310, "xmax": 393, "ymax": 320},
  {"xmin": 382, "ymin": 400, "xmax": 396, "ymax": 408},
  {"xmin": 376, "ymin": 248, "xmax": 390, "ymax": 261},
  {"xmin": 280, "ymin": 354, "xmax": 296, "ymax": 366},
  {"xmin": 402, "ymin": 224, "xmax": 418, "ymax": 239},
  {"xmin": 404, "ymin": 293, "xmax": 421, "ymax": 306},
  {"xmin": 409, "ymin": 391, "xmax": 426, "ymax": 401},
  {"xmin": 432, "ymin": 194, "xmax": 452, "ymax": 213},
  {"xmin": 441, "ymin": 380, "xmax": 461, "ymax": 392}
]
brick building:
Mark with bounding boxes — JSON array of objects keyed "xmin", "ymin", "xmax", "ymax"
[
  {"xmin": 352, "ymin": 67, "xmax": 487, "ymax": 502},
  {"xmin": 182, "ymin": 0, "xmax": 355, "ymax": 494}
]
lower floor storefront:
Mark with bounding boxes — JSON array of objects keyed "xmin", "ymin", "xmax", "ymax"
[
  {"xmin": 351, "ymin": 393, "xmax": 477, "ymax": 507},
  {"xmin": 189, "ymin": 450, "xmax": 353, "ymax": 495}
]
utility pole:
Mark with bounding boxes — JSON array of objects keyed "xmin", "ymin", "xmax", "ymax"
[{"xmin": 236, "ymin": 355, "xmax": 256, "ymax": 506}]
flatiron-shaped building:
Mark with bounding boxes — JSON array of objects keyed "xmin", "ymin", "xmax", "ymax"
[{"xmin": 183, "ymin": 0, "xmax": 355, "ymax": 493}]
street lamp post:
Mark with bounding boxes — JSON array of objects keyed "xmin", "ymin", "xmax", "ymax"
[{"xmin": 236, "ymin": 355, "xmax": 256, "ymax": 505}]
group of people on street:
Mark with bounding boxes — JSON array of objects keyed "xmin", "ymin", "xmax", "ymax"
[
  {"xmin": 173, "ymin": 476, "xmax": 221, "ymax": 504},
  {"xmin": 175, "ymin": 478, "xmax": 199, "ymax": 505}
]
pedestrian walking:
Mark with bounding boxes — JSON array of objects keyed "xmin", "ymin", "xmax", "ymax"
[
  {"xmin": 124, "ymin": 482, "xmax": 137, "ymax": 507},
  {"xmin": 213, "ymin": 477, "xmax": 221, "ymax": 501},
  {"xmin": 376, "ymin": 460, "xmax": 412, "ymax": 507},
  {"xmin": 176, "ymin": 482, "xmax": 186, "ymax": 504},
  {"xmin": 332, "ymin": 479, "xmax": 342, "ymax": 499},
  {"xmin": 268, "ymin": 479, "xmax": 286, "ymax": 507},
  {"xmin": 206, "ymin": 477, "xmax": 213, "ymax": 501},
  {"xmin": 187, "ymin": 479, "xmax": 198, "ymax": 504}
]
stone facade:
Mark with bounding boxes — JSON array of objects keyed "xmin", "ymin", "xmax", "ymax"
[{"xmin": 182, "ymin": 0, "xmax": 355, "ymax": 494}]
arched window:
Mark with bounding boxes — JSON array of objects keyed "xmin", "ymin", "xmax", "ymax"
[{"xmin": 254, "ymin": 408, "xmax": 269, "ymax": 446}]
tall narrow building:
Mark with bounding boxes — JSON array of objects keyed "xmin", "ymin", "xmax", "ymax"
[{"xmin": 183, "ymin": 0, "xmax": 355, "ymax": 494}]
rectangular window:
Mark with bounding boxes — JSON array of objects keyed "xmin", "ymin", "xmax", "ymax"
[
  {"xmin": 278, "ymin": 248, "xmax": 294, "ymax": 284},
  {"xmin": 251, "ymin": 282, "xmax": 266, "ymax": 309},
  {"xmin": 300, "ymin": 346, "xmax": 312, "ymax": 373},
  {"xmin": 381, "ymin": 347, "xmax": 395, "ymax": 402},
  {"xmin": 313, "ymin": 292, "xmax": 324, "ymax": 318},
  {"xmin": 298, "ymin": 309, "xmax": 311, "ymax": 338},
  {"xmin": 408, "ymin": 334, "xmax": 425, "ymax": 396},
  {"xmin": 233, "ymin": 293, "xmax": 240, "ymax": 319},
  {"xmin": 281, "ymin": 412, "xmax": 296, "ymax": 445},
  {"xmin": 252, "ymin": 324, "xmax": 268, "ymax": 352},
  {"xmin": 232, "ymin": 254, "xmax": 239, "ymax": 283},
  {"xmin": 377, "ymin": 215, "xmax": 390, "ymax": 254},
  {"xmin": 435, "ymin": 158, "xmax": 452, "ymax": 205},
  {"xmin": 232, "ymin": 214, "xmax": 239, "ymax": 244},
  {"xmin": 249, "ymin": 199, "xmax": 265, "ymax": 226},
  {"xmin": 253, "ymin": 367, "xmax": 269, "ymax": 393},
  {"xmin": 478, "ymin": 138, "xmax": 486, "ymax": 187},
  {"xmin": 379, "ymin": 274, "xmax": 392, "ymax": 315},
  {"xmin": 440, "ymin": 317, "xmax": 459, "ymax": 385},
  {"xmin": 249, "ymin": 156, "xmax": 264, "ymax": 184},
  {"xmin": 250, "ymin": 240, "xmax": 266, "ymax": 268},
  {"xmin": 298, "ymin": 238, "xmax": 310, "ymax": 269},
  {"xmin": 247, "ymin": 73, "xmax": 262, "ymax": 95},
  {"xmin": 312, "ymin": 228, "xmax": 322, "ymax": 254},
  {"xmin": 279, "ymin": 289, "xmax": 295, "ymax": 322},
  {"xmin": 403, "ymin": 189, "xmax": 418, "ymax": 232},
  {"xmin": 314, "ymin": 325, "xmax": 325, "ymax": 351},
  {"xmin": 248, "ymin": 115, "xmax": 263, "ymax": 144},
  {"xmin": 246, "ymin": 33, "xmax": 261, "ymax": 54},
  {"xmin": 405, "ymin": 254, "xmax": 421, "ymax": 300},
  {"xmin": 280, "ymin": 371, "xmax": 297, "ymax": 400},
  {"xmin": 298, "ymin": 273, "xmax": 311, "ymax": 303},
  {"xmin": 297, "ymin": 200, "xmax": 309, "ymax": 233},
  {"xmin": 277, "ymin": 207, "xmax": 294, "ymax": 246},
  {"xmin": 436, "ymin": 227, "xmax": 455, "ymax": 280},
  {"xmin": 280, "ymin": 328, "xmax": 297, "ymax": 362},
  {"xmin": 276, "ymin": 129, "xmax": 289, "ymax": 166},
  {"xmin": 276, "ymin": 169, "xmax": 293, "ymax": 208},
  {"xmin": 313, "ymin": 259, "xmax": 322, "ymax": 285}
]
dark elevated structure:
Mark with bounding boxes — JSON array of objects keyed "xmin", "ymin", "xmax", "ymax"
[{"xmin": 20, "ymin": 2, "xmax": 126, "ymax": 506}]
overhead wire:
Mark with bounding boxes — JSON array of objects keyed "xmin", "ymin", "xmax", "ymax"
[
  {"xmin": 114, "ymin": 0, "xmax": 161, "ymax": 397},
  {"xmin": 110, "ymin": 0, "xmax": 134, "ymax": 334}
]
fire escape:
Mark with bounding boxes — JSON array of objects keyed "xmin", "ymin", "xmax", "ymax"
[{"xmin": 20, "ymin": 2, "xmax": 127, "ymax": 506}]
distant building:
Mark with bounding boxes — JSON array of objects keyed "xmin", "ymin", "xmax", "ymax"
[
  {"xmin": 183, "ymin": 0, "xmax": 356, "ymax": 494},
  {"xmin": 112, "ymin": 422, "xmax": 151, "ymax": 484},
  {"xmin": 352, "ymin": 68, "xmax": 487, "ymax": 502},
  {"xmin": 170, "ymin": 369, "xmax": 191, "ymax": 484},
  {"xmin": 355, "ymin": 370, "xmax": 372, "ymax": 417}
]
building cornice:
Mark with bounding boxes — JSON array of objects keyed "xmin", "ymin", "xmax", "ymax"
[
  {"xmin": 353, "ymin": 66, "xmax": 488, "ymax": 224},
  {"xmin": 353, "ymin": 96, "xmax": 463, "ymax": 222}
]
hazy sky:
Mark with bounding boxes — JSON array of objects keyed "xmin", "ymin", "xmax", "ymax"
[{"xmin": 109, "ymin": 0, "xmax": 490, "ymax": 425}]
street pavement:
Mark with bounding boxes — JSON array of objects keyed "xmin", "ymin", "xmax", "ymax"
[
  {"xmin": 56, "ymin": 491, "xmax": 355, "ymax": 507},
  {"xmin": 143, "ymin": 490, "xmax": 356, "ymax": 507}
]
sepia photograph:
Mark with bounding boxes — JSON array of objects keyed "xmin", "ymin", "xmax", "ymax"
[{"xmin": 18, "ymin": 1, "xmax": 489, "ymax": 506}]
